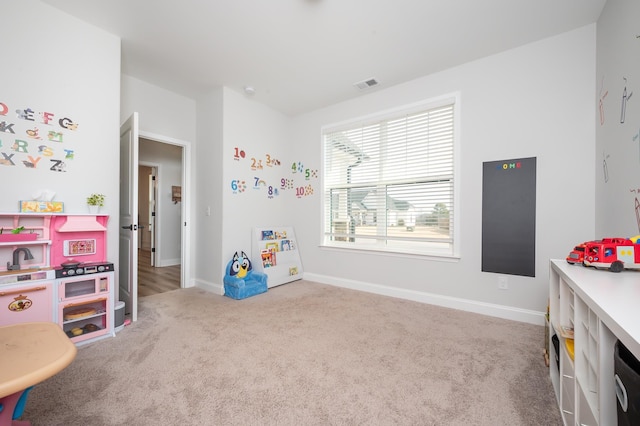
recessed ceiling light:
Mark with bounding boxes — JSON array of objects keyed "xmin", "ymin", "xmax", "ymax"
[{"xmin": 244, "ymin": 86, "xmax": 256, "ymax": 96}]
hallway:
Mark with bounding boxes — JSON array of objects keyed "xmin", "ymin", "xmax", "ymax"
[{"xmin": 138, "ymin": 249, "xmax": 180, "ymax": 297}]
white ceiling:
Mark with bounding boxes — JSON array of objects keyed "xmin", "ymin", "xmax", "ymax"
[{"xmin": 42, "ymin": 0, "xmax": 606, "ymax": 117}]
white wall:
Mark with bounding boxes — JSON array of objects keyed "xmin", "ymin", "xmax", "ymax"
[
  {"xmin": 221, "ymin": 89, "xmax": 291, "ymax": 240},
  {"xmin": 8, "ymin": 2, "xmax": 600, "ymax": 325},
  {"xmin": 2, "ymin": 1, "xmax": 120, "ymax": 266},
  {"xmin": 595, "ymin": 0, "xmax": 640, "ymax": 237},
  {"xmin": 217, "ymin": 88, "xmax": 292, "ymax": 291},
  {"xmin": 289, "ymin": 25, "xmax": 597, "ymax": 323},
  {"xmin": 121, "ymin": 75, "xmax": 197, "ymax": 143},
  {"xmin": 139, "ymin": 139, "xmax": 182, "ymax": 266},
  {"xmin": 194, "ymin": 89, "xmax": 224, "ymax": 290},
  {"xmin": 104, "ymin": 12, "xmax": 597, "ymax": 324},
  {"xmin": 193, "ymin": 87, "xmax": 311, "ymax": 293}
]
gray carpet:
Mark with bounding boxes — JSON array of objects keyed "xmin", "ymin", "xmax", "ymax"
[{"xmin": 23, "ymin": 281, "xmax": 562, "ymax": 425}]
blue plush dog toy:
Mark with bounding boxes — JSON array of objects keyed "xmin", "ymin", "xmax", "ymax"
[{"xmin": 223, "ymin": 251, "xmax": 268, "ymax": 299}]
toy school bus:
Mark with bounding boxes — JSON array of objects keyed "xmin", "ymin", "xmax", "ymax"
[{"xmin": 582, "ymin": 237, "xmax": 640, "ymax": 272}]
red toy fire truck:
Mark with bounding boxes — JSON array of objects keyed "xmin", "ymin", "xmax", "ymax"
[
  {"xmin": 566, "ymin": 242, "xmax": 587, "ymax": 265},
  {"xmin": 579, "ymin": 237, "xmax": 640, "ymax": 272}
]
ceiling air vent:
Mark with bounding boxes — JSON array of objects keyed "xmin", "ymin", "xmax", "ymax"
[{"xmin": 354, "ymin": 78, "xmax": 380, "ymax": 90}]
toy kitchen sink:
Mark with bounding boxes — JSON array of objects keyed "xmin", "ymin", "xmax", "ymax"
[{"xmin": 0, "ymin": 268, "xmax": 55, "ymax": 286}]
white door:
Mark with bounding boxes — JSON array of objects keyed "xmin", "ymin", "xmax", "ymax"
[{"xmin": 119, "ymin": 113, "xmax": 139, "ymax": 321}]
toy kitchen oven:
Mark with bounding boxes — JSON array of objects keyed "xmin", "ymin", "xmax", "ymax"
[{"xmin": 56, "ymin": 261, "xmax": 114, "ymax": 343}]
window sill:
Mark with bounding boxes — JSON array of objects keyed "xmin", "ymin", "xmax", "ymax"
[{"xmin": 319, "ymin": 243, "xmax": 460, "ymax": 262}]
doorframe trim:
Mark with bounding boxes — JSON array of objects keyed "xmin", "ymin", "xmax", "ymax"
[
  {"xmin": 139, "ymin": 130, "xmax": 191, "ymax": 289},
  {"xmin": 138, "ymin": 163, "xmax": 159, "ymax": 264}
]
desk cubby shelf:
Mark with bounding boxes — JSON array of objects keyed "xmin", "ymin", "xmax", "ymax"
[{"xmin": 549, "ymin": 259, "xmax": 639, "ymax": 425}]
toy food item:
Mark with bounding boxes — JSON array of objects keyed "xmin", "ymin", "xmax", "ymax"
[
  {"xmin": 83, "ymin": 323, "xmax": 99, "ymax": 332},
  {"xmin": 71, "ymin": 327, "xmax": 83, "ymax": 336},
  {"xmin": 64, "ymin": 307, "xmax": 97, "ymax": 320}
]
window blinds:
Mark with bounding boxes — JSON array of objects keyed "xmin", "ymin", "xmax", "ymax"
[{"xmin": 323, "ymin": 101, "xmax": 455, "ymax": 255}]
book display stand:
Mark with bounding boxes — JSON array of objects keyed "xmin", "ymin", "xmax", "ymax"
[{"xmin": 252, "ymin": 227, "xmax": 302, "ymax": 288}]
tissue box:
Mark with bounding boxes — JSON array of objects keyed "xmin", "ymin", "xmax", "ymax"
[{"xmin": 20, "ymin": 201, "xmax": 64, "ymax": 213}]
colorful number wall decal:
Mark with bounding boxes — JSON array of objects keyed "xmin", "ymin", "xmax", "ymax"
[
  {"xmin": 265, "ymin": 154, "xmax": 281, "ymax": 167},
  {"xmin": 233, "ymin": 147, "xmax": 246, "ymax": 160},
  {"xmin": 251, "ymin": 158, "xmax": 264, "ymax": 170},
  {"xmin": 267, "ymin": 186, "xmax": 279, "ymax": 199},
  {"xmin": 281, "ymin": 178, "xmax": 294, "ymax": 189},
  {"xmin": 231, "ymin": 179, "xmax": 247, "ymax": 194},
  {"xmin": 295, "ymin": 185, "xmax": 314, "ymax": 198}
]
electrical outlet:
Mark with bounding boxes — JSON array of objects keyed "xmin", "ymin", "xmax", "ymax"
[{"xmin": 498, "ymin": 276, "xmax": 508, "ymax": 290}]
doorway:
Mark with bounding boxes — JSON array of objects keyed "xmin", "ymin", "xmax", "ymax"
[
  {"xmin": 120, "ymin": 115, "xmax": 191, "ymax": 321},
  {"xmin": 137, "ymin": 138, "xmax": 184, "ymax": 297}
]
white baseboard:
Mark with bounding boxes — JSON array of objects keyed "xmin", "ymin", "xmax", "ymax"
[
  {"xmin": 157, "ymin": 258, "xmax": 180, "ymax": 267},
  {"xmin": 303, "ymin": 272, "xmax": 545, "ymax": 326},
  {"xmin": 193, "ymin": 278, "xmax": 224, "ymax": 295}
]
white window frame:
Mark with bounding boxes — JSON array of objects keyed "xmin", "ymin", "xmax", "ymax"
[{"xmin": 320, "ymin": 92, "xmax": 461, "ymax": 259}]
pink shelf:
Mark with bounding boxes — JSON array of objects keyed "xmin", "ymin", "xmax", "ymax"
[
  {"xmin": 0, "ymin": 214, "xmax": 108, "ymax": 270},
  {"xmin": 0, "ymin": 234, "xmax": 38, "ymax": 243}
]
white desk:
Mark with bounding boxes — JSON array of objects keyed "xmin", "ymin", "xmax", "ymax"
[{"xmin": 549, "ymin": 260, "xmax": 640, "ymax": 425}]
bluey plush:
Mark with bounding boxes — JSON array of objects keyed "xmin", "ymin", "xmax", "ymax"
[{"xmin": 223, "ymin": 251, "xmax": 268, "ymax": 299}]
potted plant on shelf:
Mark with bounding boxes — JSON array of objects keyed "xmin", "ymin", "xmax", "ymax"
[{"xmin": 87, "ymin": 193, "xmax": 105, "ymax": 214}]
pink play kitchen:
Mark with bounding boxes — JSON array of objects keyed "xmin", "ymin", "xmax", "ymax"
[{"xmin": 0, "ymin": 213, "xmax": 115, "ymax": 345}]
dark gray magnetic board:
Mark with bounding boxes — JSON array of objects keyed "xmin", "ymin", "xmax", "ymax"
[{"xmin": 482, "ymin": 157, "xmax": 536, "ymax": 277}]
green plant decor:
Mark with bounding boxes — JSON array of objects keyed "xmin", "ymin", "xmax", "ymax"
[
  {"xmin": 0, "ymin": 226, "xmax": 26, "ymax": 234},
  {"xmin": 87, "ymin": 193, "xmax": 105, "ymax": 207},
  {"xmin": 11, "ymin": 226, "xmax": 25, "ymax": 234}
]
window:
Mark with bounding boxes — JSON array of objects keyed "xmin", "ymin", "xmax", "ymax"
[{"xmin": 322, "ymin": 95, "xmax": 458, "ymax": 257}]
